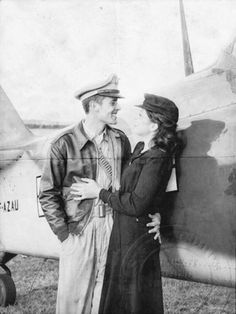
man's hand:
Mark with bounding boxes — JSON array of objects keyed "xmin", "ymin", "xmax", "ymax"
[
  {"xmin": 70, "ymin": 178, "xmax": 102, "ymax": 201},
  {"xmin": 146, "ymin": 213, "xmax": 161, "ymax": 242}
]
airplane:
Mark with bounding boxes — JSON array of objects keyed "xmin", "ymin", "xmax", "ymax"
[{"xmin": 0, "ymin": 0, "xmax": 235, "ymax": 308}]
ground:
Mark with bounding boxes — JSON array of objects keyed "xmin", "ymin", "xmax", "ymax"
[{"xmin": 0, "ymin": 255, "xmax": 235, "ymax": 314}]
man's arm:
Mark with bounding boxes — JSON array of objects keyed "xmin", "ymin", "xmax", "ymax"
[{"xmin": 39, "ymin": 142, "xmax": 69, "ymax": 242}]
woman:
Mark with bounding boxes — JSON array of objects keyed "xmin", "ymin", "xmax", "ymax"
[{"xmin": 72, "ymin": 93, "xmax": 179, "ymax": 314}]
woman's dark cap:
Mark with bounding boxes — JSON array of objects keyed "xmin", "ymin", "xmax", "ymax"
[{"xmin": 137, "ymin": 93, "xmax": 179, "ymax": 125}]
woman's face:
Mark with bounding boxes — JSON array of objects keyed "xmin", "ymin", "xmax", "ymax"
[{"xmin": 132, "ymin": 108, "xmax": 157, "ymax": 136}]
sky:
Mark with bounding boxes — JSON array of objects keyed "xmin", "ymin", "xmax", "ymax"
[{"xmin": 0, "ymin": 0, "xmax": 236, "ymax": 123}]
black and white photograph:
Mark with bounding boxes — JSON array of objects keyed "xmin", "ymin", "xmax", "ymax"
[{"xmin": 0, "ymin": 0, "xmax": 235, "ymax": 313}]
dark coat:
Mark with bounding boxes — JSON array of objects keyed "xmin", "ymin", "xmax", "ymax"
[
  {"xmin": 39, "ymin": 122, "xmax": 131, "ymax": 242},
  {"xmin": 99, "ymin": 143, "xmax": 173, "ymax": 314}
]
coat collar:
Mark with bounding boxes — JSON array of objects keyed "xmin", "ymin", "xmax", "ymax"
[{"xmin": 73, "ymin": 121, "xmax": 120, "ymax": 150}]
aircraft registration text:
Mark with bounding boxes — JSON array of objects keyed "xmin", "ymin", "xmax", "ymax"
[{"xmin": 0, "ymin": 200, "xmax": 19, "ymax": 212}]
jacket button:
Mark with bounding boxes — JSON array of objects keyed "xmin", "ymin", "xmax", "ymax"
[{"xmin": 136, "ymin": 218, "xmax": 139, "ymax": 222}]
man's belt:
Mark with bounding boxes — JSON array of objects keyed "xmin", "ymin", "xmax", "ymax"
[{"xmin": 92, "ymin": 202, "xmax": 112, "ymax": 218}]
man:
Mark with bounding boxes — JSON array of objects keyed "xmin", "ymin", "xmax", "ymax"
[{"xmin": 39, "ymin": 74, "xmax": 160, "ymax": 314}]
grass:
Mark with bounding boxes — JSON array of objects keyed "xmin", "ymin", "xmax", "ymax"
[{"xmin": 0, "ymin": 255, "xmax": 235, "ymax": 314}]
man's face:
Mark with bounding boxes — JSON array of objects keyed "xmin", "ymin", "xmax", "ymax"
[{"xmin": 95, "ymin": 97, "xmax": 121, "ymax": 125}]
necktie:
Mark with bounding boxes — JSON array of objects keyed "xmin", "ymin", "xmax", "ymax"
[{"xmin": 98, "ymin": 147, "xmax": 112, "ymax": 181}]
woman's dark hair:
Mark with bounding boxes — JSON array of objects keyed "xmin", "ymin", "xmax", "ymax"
[{"xmin": 146, "ymin": 110, "xmax": 179, "ymax": 153}]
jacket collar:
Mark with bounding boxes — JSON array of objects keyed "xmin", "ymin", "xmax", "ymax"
[
  {"xmin": 106, "ymin": 124, "xmax": 121, "ymax": 139},
  {"xmin": 73, "ymin": 121, "xmax": 120, "ymax": 150}
]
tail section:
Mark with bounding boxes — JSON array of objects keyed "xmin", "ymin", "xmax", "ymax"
[{"xmin": 0, "ymin": 86, "xmax": 35, "ymax": 149}]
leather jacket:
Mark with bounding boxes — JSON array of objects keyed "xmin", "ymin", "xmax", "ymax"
[{"xmin": 39, "ymin": 121, "xmax": 131, "ymax": 242}]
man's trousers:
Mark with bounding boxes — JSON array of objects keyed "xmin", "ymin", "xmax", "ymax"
[{"xmin": 56, "ymin": 212, "xmax": 113, "ymax": 314}]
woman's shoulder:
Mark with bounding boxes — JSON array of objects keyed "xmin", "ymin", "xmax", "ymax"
[
  {"xmin": 148, "ymin": 145, "xmax": 172, "ymax": 158},
  {"xmin": 142, "ymin": 147, "xmax": 172, "ymax": 167},
  {"xmin": 131, "ymin": 143, "xmax": 172, "ymax": 164}
]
